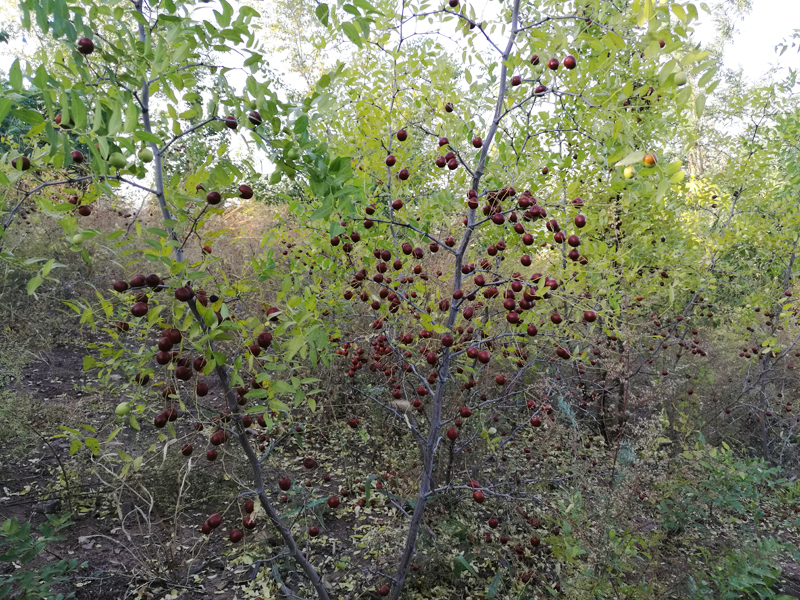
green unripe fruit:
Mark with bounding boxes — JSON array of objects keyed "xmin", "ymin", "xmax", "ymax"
[
  {"xmin": 115, "ymin": 402, "xmax": 131, "ymax": 416},
  {"xmin": 210, "ymin": 120, "xmax": 225, "ymax": 132},
  {"xmin": 71, "ymin": 234, "xmax": 84, "ymax": 245},
  {"xmin": 109, "ymin": 152, "xmax": 127, "ymax": 168},
  {"xmin": 138, "ymin": 148, "xmax": 154, "ymax": 163},
  {"xmin": 674, "ymin": 72, "xmax": 687, "ymax": 86},
  {"xmin": 286, "ymin": 148, "xmax": 301, "ymax": 161}
]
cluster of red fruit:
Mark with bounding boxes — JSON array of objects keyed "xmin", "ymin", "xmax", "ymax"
[{"xmin": 197, "ymin": 183, "xmax": 254, "ymax": 206}]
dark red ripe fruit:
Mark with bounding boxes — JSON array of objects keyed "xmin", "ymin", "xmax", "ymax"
[
  {"xmin": 556, "ymin": 347, "xmax": 571, "ymax": 359},
  {"xmin": 174, "ymin": 287, "xmax": 193, "ymax": 301},
  {"xmin": 303, "ymin": 457, "xmax": 317, "ymax": 469},
  {"xmin": 207, "ymin": 513, "xmax": 222, "ymax": 528},
  {"xmin": 460, "ymin": 407, "xmax": 472, "ymax": 418},
  {"xmin": 447, "ymin": 158, "xmax": 458, "ymax": 170},
  {"xmin": 521, "ymin": 254, "xmax": 532, "ymax": 266},
  {"xmin": 129, "ymin": 274, "xmax": 145, "ymax": 287},
  {"xmin": 659, "ymin": 39, "xmax": 666, "ymax": 48},
  {"xmin": 229, "ymin": 529, "xmax": 243, "ymax": 542},
  {"xmin": 527, "ymin": 324, "xmax": 538, "ymax": 336},
  {"xmin": 473, "ymin": 490, "xmax": 485, "ymax": 503},
  {"xmin": 550, "ymin": 313, "xmax": 562, "ymax": 325},
  {"xmin": 472, "ymin": 137, "xmax": 483, "ymax": 148},
  {"xmin": 239, "ymin": 184, "xmax": 254, "ymax": 199},
  {"xmin": 385, "ymin": 154, "xmax": 396, "ymax": 167},
  {"xmin": 67, "ymin": 194, "xmax": 79, "ymax": 204},
  {"xmin": 196, "ymin": 382, "xmax": 209, "ymax": 396},
  {"xmin": 530, "ymin": 54, "xmax": 540, "ymax": 65},
  {"xmin": 257, "ymin": 332, "xmax": 273, "ymax": 348},
  {"xmin": 488, "ymin": 517, "xmax": 499, "ymax": 528},
  {"xmin": 563, "ymin": 55, "xmax": 577, "ymax": 69},
  {"xmin": 392, "ymin": 199, "xmax": 403, "ymax": 210},
  {"xmin": 568, "ymin": 234, "xmax": 580, "ymax": 247},
  {"xmin": 224, "ymin": 115, "xmax": 237, "ymax": 129},
  {"xmin": 131, "ymin": 302, "xmax": 148, "ymax": 317},
  {"xmin": 583, "ymin": 310, "xmax": 597, "ymax": 323},
  {"xmin": 201, "ymin": 522, "xmax": 212, "ymax": 535},
  {"xmin": 530, "ymin": 536, "xmax": 540, "ymax": 547},
  {"xmin": 77, "ymin": 37, "xmax": 94, "ymax": 55},
  {"xmin": 71, "ymin": 150, "xmax": 84, "ymax": 164},
  {"xmin": 55, "ymin": 114, "xmax": 72, "ymax": 129},
  {"xmin": 574, "ymin": 214, "xmax": 586, "ymax": 228},
  {"xmin": 547, "ymin": 58, "xmax": 559, "ymax": 70},
  {"xmin": 77, "ymin": 205, "xmax": 91, "ymax": 216},
  {"xmin": 308, "ymin": 526, "xmax": 320, "ymax": 537},
  {"xmin": 530, "ymin": 416, "xmax": 542, "ymax": 427},
  {"xmin": 492, "ymin": 213, "xmax": 505, "ymax": 225},
  {"xmin": 445, "ymin": 102, "xmax": 454, "ymax": 112},
  {"xmin": 243, "ymin": 515, "xmax": 256, "ymax": 529},
  {"xmin": 244, "ymin": 500, "xmax": 255, "ymax": 514},
  {"xmin": 206, "ymin": 449, "xmax": 218, "ymax": 461},
  {"xmin": 206, "ymin": 191, "xmax": 222, "ymax": 205},
  {"xmin": 447, "ymin": 428, "xmax": 458, "ymax": 440},
  {"xmin": 396, "ymin": 129, "xmax": 407, "ymax": 141},
  {"xmin": 154, "ymin": 413, "xmax": 168, "ymax": 428},
  {"xmin": 327, "ymin": 496, "xmax": 340, "ymax": 509},
  {"xmin": 478, "ymin": 350, "xmax": 491, "ymax": 364},
  {"xmin": 398, "ymin": 169, "xmax": 409, "ymax": 180},
  {"xmin": 249, "ymin": 111, "xmax": 262, "ymax": 125},
  {"xmin": 181, "ymin": 443, "xmax": 193, "ymax": 456},
  {"xmin": 279, "ymin": 478, "xmax": 291, "ymax": 491},
  {"xmin": 176, "ymin": 366, "xmax": 192, "ymax": 381},
  {"xmin": 435, "ymin": 156, "xmax": 447, "ymax": 168},
  {"xmin": 379, "ymin": 585, "xmax": 390, "ymax": 597},
  {"xmin": 442, "ymin": 334, "xmax": 454, "ymax": 347},
  {"xmin": 113, "ymin": 280, "xmax": 129, "ymax": 293},
  {"xmin": 511, "ymin": 75, "xmax": 522, "ymax": 86}
]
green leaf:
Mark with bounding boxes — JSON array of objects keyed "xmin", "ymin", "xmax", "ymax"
[
  {"xmin": 27, "ymin": 275, "xmax": 43, "ymax": 295},
  {"xmin": 695, "ymin": 94, "xmax": 706, "ymax": 118},
  {"xmin": 454, "ymin": 555, "xmax": 478, "ymax": 576},
  {"xmin": 269, "ymin": 398, "xmax": 290, "ymax": 412},
  {"xmin": 487, "ymin": 570, "xmax": 504, "ymax": 599},
  {"xmin": 12, "ymin": 108, "xmax": 44, "ymax": 125},
  {"xmin": 285, "ymin": 336, "xmax": 306, "ymax": 361},
  {"xmin": 9, "ymin": 59, "xmax": 22, "ymax": 91},
  {"xmin": 616, "ymin": 151, "xmax": 645, "ymax": 167},
  {"xmin": 341, "ymin": 22, "xmax": 362, "ymax": 47},
  {"xmin": 293, "ymin": 115, "xmax": 308, "ymax": 134},
  {"xmin": 0, "ymin": 99, "xmax": 12, "ymax": 125},
  {"xmin": 134, "ymin": 129, "xmax": 163, "ymax": 144},
  {"xmin": 315, "ymin": 3, "xmax": 329, "ymax": 25}
]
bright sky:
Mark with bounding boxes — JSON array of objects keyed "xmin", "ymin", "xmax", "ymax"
[
  {"xmin": 692, "ymin": 0, "xmax": 800, "ymax": 78},
  {"xmin": 2, "ymin": 0, "xmax": 799, "ymax": 82}
]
